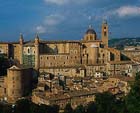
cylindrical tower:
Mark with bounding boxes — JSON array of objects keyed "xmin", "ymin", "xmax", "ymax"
[
  {"xmin": 6, "ymin": 65, "xmax": 33, "ymax": 103},
  {"xmin": 7, "ymin": 66, "xmax": 23, "ymax": 102},
  {"xmin": 88, "ymin": 44, "xmax": 98, "ymax": 64},
  {"xmin": 19, "ymin": 34, "xmax": 24, "ymax": 64}
]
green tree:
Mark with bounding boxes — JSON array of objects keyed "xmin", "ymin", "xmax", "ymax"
[
  {"xmin": 0, "ymin": 55, "xmax": 9, "ymax": 76},
  {"xmin": 86, "ymin": 102, "xmax": 97, "ymax": 113},
  {"xmin": 95, "ymin": 92, "xmax": 117, "ymax": 113},
  {"xmin": 125, "ymin": 72, "xmax": 140, "ymax": 113},
  {"xmin": 15, "ymin": 99, "xmax": 30, "ymax": 113},
  {"xmin": 50, "ymin": 105, "xmax": 59, "ymax": 113},
  {"xmin": 30, "ymin": 103, "xmax": 40, "ymax": 113},
  {"xmin": 112, "ymin": 99, "xmax": 126, "ymax": 113},
  {"xmin": 73, "ymin": 105, "xmax": 85, "ymax": 113},
  {"xmin": 37, "ymin": 104, "xmax": 59, "ymax": 113},
  {"xmin": 0, "ymin": 99, "xmax": 59, "ymax": 113},
  {"xmin": 64, "ymin": 103, "xmax": 73, "ymax": 113},
  {"xmin": 38, "ymin": 104, "xmax": 48, "ymax": 113},
  {"xmin": 0, "ymin": 103, "xmax": 12, "ymax": 113}
]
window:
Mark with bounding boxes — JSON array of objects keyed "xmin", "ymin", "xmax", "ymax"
[
  {"xmin": 90, "ymin": 36, "xmax": 93, "ymax": 40},
  {"xmin": 12, "ymin": 91, "xmax": 14, "ymax": 94},
  {"xmin": 28, "ymin": 48, "xmax": 30, "ymax": 53},
  {"xmin": 4, "ymin": 88, "xmax": 6, "ymax": 93},
  {"xmin": 104, "ymin": 32, "xmax": 107, "ymax": 36},
  {"xmin": 70, "ymin": 50, "xmax": 73, "ymax": 54},
  {"xmin": 66, "ymin": 56, "xmax": 68, "ymax": 59}
]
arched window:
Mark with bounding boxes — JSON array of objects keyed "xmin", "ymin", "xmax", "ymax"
[
  {"xmin": 90, "ymin": 35, "xmax": 93, "ymax": 40},
  {"xmin": 28, "ymin": 48, "xmax": 30, "ymax": 54},
  {"xmin": 66, "ymin": 56, "xmax": 68, "ymax": 59},
  {"xmin": 104, "ymin": 32, "xmax": 107, "ymax": 36}
]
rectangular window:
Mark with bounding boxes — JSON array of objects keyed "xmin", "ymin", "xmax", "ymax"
[
  {"xmin": 4, "ymin": 88, "xmax": 6, "ymax": 94},
  {"xmin": 104, "ymin": 32, "xmax": 107, "ymax": 36}
]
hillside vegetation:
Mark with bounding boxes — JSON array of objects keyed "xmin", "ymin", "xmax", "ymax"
[{"xmin": 109, "ymin": 37, "xmax": 140, "ymax": 50}]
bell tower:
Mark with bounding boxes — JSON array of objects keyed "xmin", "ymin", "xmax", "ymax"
[{"xmin": 101, "ymin": 20, "xmax": 108, "ymax": 48}]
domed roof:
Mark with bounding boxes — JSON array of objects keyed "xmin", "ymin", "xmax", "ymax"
[{"xmin": 86, "ymin": 25, "xmax": 96, "ymax": 34}]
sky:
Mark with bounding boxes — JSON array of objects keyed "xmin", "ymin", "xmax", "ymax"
[{"xmin": 0, "ymin": 0, "xmax": 140, "ymax": 41}]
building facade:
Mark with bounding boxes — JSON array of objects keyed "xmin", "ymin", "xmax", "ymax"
[
  {"xmin": 0, "ymin": 65, "xmax": 33, "ymax": 103},
  {"xmin": 0, "ymin": 21, "xmax": 138, "ymax": 78},
  {"xmin": 0, "ymin": 21, "xmax": 139, "ymax": 106}
]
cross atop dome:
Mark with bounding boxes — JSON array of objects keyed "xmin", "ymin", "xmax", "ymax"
[{"xmin": 86, "ymin": 25, "xmax": 96, "ymax": 35}]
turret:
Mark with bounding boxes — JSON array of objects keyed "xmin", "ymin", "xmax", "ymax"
[
  {"xmin": 7, "ymin": 65, "xmax": 32, "ymax": 103},
  {"xmin": 101, "ymin": 20, "xmax": 108, "ymax": 48},
  {"xmin": 88, "ymin": 44, "xmax": 99, "ymax": 64},
  {"xmin": 35, "ymin": 34, "xmax": 39, "ymax": 45},
  {"xmin": 19, "ymin": 33, "xmax": 24, "ymax": 64},
  {"xmin": 19, "ymin": 33, "xmax": 24, "ymax": 45},
  {"xmin": 34, "ymin": 34, "xmax": 40, "ymax": 70}
]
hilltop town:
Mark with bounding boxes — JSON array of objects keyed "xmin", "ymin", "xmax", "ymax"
[{"xmin": 0, "ymin": 21, "xmax": 139, "ymax": 110}]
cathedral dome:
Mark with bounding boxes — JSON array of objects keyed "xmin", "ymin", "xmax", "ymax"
[{"xmin": 86, "ymin": 25, "xmax": 96, "ymax": 34}]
